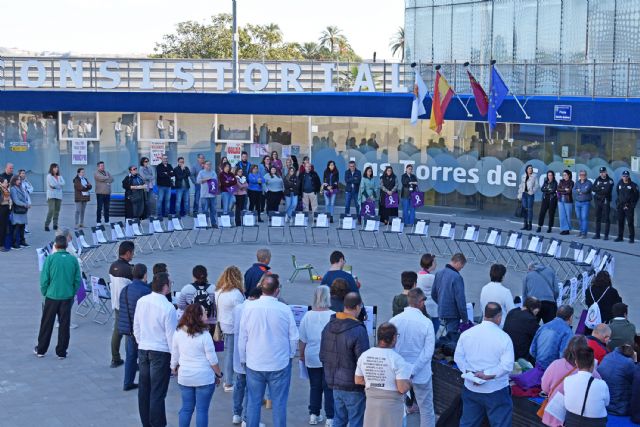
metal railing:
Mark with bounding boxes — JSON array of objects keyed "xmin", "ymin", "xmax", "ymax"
[{"xmin": 1, "ymin": 56, "xmax": 639, "ymax": 98}]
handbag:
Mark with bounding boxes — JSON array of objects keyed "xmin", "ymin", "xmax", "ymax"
[
  {"xmin": 410, "ymin": 191, "xmax": 425, "ymax": 208},
  {"xmin": 536, "ymin": 367, "xmax": 577, "ymax": 418},
  {"xmin": 384, "ymin": 192, "xmax": 399, "ymax": 208},
  {"xmin": 211, "ymin": 299, "xmax": 224, "ymax": 351},
  {"xmin": 12, "ymin": 204, "xmax": 28, "ymax": 214},
  {"xmin": 206, "ymin": 179, "xmax": 219, "ymax": 196},
  {"xmin": 361, "ymin": 200, "xmax": 376, "ymax": 217}
]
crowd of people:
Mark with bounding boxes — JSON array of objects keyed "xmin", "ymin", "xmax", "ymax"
[{"xmin": 33, "ymin": 233, "xmax": 640, "ymax": 427}]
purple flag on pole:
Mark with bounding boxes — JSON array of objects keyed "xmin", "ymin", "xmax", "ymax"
[{"xmin": 384, "ymin": 193, "xmax": 399, "ymax": 208}]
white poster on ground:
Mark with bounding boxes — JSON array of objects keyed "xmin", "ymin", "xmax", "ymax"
[
  {"xmin": 150, "ymin": 141, "xmax": 165, "ymax": 165},
  {"xmin": 71, "ymin": 140, "xmax": 88, "ymax": 165},
  {"xmin": 226, "ymin": 142, "xmax": 243, "ymax": 164}
]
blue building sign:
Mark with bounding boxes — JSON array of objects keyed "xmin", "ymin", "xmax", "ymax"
[{"xmin": 554, "ymin": 105, "xmax": 572, "ymax": 121}]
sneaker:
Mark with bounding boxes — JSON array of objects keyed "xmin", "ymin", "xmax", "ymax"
[
  {"xmin": 224, "ymin": 384, "xmax": 234, "ymax": 393},
  {"xmin": 123, "ymin": 384, "xmax": 139, "ymax": 391},
  {"xmin": 232, "ymin": 415, "xmax": 242, "ymax": 424},
  {"xmin": 34, "ymin": 346, "xmax": 44, "ymax": 358},
  {"xmin": 44, "ymin": 226, "xmax": 50, "ymax": 232},
  {"xmin": 309, "ymin": 414, "xmax": 325, "ymax": 425},
  {"xmin": 57, "ymin": 353, "xmax": 67, "ymax": 360},
  {"xmin": 20, "ymin": 243, "xmax": 30, "ymax": 248},
  {"xmin": 614, "ymin": 237, "xmax": 623, "ymax": 242},
  {"xmin": 110, "ymin": 360, "xmax": 124, "ymax": 368},
  {"xmin": 325, "ymin": 420, "xmax": 334, "ymax": 427},
  {"xmin": 53, "ymin": 225, "xmax": 58, "ymax": 231},
  {"xmin": 0, "ymin": 248, "xmax": 8, "ymax": 252},
  {"xmin": 70, "ymin": 323, "xmax": 78, "ymax": 329}
]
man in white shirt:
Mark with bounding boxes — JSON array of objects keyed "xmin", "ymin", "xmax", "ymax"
[
  {"xmin": 479, "ymin": 264, "xmax": 515, "ymax": 328},
  {"xmin": 114, "ymin": 117, "xmax": 122, "ymax": 146},
  {"xmin": 390, "ymin": 288, "xmax": 436, "ymax": 427},
  {"xmin": 66, "ymin": 116, "xmax": 74, "ymax": 138},
  {"xmin": 454, "ymin": 302, "xmax": 514, "ymax": 427},
  {"xmin": 157, "ymin": 115, "xmax": 165, "ymax": 139},
  {"xmin": 133, "ymin": 272, "xmax": 177, "ymax": 427},
  {"xmin": 238, "ymin": 274, "xmax": 298, "ymax": 427}
]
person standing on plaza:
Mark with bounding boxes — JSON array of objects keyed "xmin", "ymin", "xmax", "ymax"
[
  {"xmin": 299, "ymin": 286, "xmax": 336, "ymax": 425},
  {"xmin": 171, "ymin": 303, "xmax": 223, "ymax": 427},
  {"xmin": 238, "ymin": 274, "xmax": 298, "ymax": 427},
  {"xmin": 322, "ymin": 161, "xmax": 339, "ymax": 222},
  {"xmin": 214, "ymin": 266, "xmax": 246, "ymax": 393},
  {"xmin": 479, "ymin": 264, "xmax": 514, "ymax": 328},
  {"xmin": 454, "ymin": 303, "xmax": 515, "ymax": 427},
  {"xmin": 94, "ymin": 161, "xmax": 113, "ymax": 226},
  {"xmin": 537, "ymin": 170, "xmax": 558, "ymax": 233},
  {"xmin": 557, "ymin": 169, "xmax": 574, "ymax": 235},
  {"xmin": 9, "ymin": 175, "xmax": 29, "ymax": 248},
  {"xmin": 379, "ymin": 166, "xmax": 398, "ymax": 225},
  {"xmin": 259, "ymin": 156, "xmax": 273, "ymax": 214},
  {"xmin": 299, "ymin": 162, "xmax": 322, "ymax": 215},
  {"xmin": 234, "ymin": 168, "xmax": 248, "ymax": 227},
  {"xmin": 237, "ymin": 151, "xmax": 252, "ymax": 176},
  {"xmin": 431, "ymin": 253, "xmax": 468, "ymax": 343},
  {"xmin": 139, "ymin": 157, "xmax": 156, "ymax": 218},
  {"xmin": 109, "ymin": 241, "xmax": 134, "ymax": 369},
  {"xmin": 197, "ymin": 160, "xmax": 218, "ymax": 228},
  {"xmin": 283, "ymin": 166, "xmax": 299, "ymax": 222},
  {"xmin": 45, "ymin": 163, "xmax": 65, "ymax": 232},
  {"xmin": 401, "ymin": 164, "xmax": 419, "ymax": 226},
  {"xmin": 219, "ymin": 162, "xmax": 237, "ymax": 216},
  {"xmin": 522, "ymin": 261, "xmax": 558, "ymax": 323},
  {"xmin": 122, "ymin": 165, "xmax": 147, "ymax": 220},
  {"xmin": 176, "ymin": 265, "xmax": 216, "ymax": 336},
  {"xmin": 114, "ymin": 117, "xmax": 122, "ymax": 146},
  {"xmin": 72, "ymin": 167, "xmax": 92, "ymax": 229},
  {"xmin": 173, "ymin": 157, "xmax": 191, "ymax": 218},
  {"xmin": 574, "ymin": 170, "xmax": 593, "ymax": 238},
  {"xmin": 320, "ymin": 251, "xmax": 359, "ymax": 294},
  {"xmin": 248, "ymin": 165, "xmax": 264, "ymax": 222},
  {"xmin": 271, "ymin": 151, "xmax": 283, "ymax": 175},
  {"xmin": 190, "ymin": 154, "xmax": 206, "ymax": 217},
  {"xmin": 518, "ymin": 164, "xmax": 539, "ymax": 231},
  {"xmin": 0, "ymin": 162, "xmax": 14, "ymax": 182},
  {"xmin": 358, "ymin": 166, "xmax": 379, "ymax": 219},
  {"xmin": 264, "ymin": 166, "xmax": 284, "ymax": 213},
  {"xmin": 614, "ymin": 170, "xmax": 639, "ymax": 243},
  {"xmin": 344, "ymin": 161, "xmax": 361, "ymax": 217},
  {"xmin": 244, "ymin": 248, "xmax": 271, "ymax": 298},
  {"xmin": 155, "ymin": 154, "xmax": 174, "ymax": 219},
  {"xmin": 133, "ymin": 272, "xmax": 177, "ymax": 427},
  {"xmin": 34, "ymin": 235, "xmax": 81, "ymax": 358},
  {"xmin": 118, "ymin": 263, "xmax": 151, "ymax": 391},
  {"xmin": 320, "ymin": 292, "xmax": 369, "ymax": 427},
  {"xmin": 592, "ymin": 167, "xmax": 614, "ymax": 240},
  {"xmin": 157, "ymin": 115, "xmax": 165, "ymax": 139},
  {"xmin": 1, "ymin": 178, "xmax": 12, "ymax": 250},
  {"xmin": 416, "ymin": 253, "xmax": 438, "ymax": 332},
  {"xmin": 390, "ymin": 288, "xmax": 436, "ymax": 427}
]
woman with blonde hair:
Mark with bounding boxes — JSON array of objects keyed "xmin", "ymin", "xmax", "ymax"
[{"xmin": 215, "ymin": 266, "xmax": 245, "ymax": 393}]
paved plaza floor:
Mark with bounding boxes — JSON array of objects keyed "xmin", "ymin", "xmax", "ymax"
[{"xmin": 1, "ymin": 195, "xmax": 638, "ymax": 426}]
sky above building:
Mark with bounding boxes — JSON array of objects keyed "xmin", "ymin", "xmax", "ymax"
[{"xmin": 0, "ymin": 0, "xmax": 404, "ymax": 59}]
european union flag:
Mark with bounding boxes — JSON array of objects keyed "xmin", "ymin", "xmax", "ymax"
[{"xmin": 488, "ymin": 66, "xmax": 510, "ymax": 132}]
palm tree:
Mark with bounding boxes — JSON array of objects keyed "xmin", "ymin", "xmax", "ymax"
[
  {"xmin": 300, "ymin": 42, "xmax": 320, "ymax": 60},
  {"xmin": 319, "ymin": 26, "xmax": 346, "ymax": 55},
  {"xmin": 389, "ymin": 27, "xmax": 405, "ymax": 61}
]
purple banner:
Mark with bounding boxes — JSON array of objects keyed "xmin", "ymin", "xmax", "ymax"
[
  {"xmin": 384, "ymin": 193, "xmax": 399, "ymax": 208},
  {"xmin": 410, "ymin": 191, "xmax": 425, "ymax": 208}
]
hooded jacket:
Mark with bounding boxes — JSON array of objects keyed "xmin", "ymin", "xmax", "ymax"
[
  {"xmin": 319, "ymin": 313, "xmax": 370, "ymax": 392},
  {"xmin": 598, "ymin": 348, "xmax": 636, "ymax": 416},
  {"xmin": 431, "ymin": 265, "xmax": 467, "ymax": 321},
  {"xmin": 522, "ymin": 264, "xmax": 558, "ymax": 303}
]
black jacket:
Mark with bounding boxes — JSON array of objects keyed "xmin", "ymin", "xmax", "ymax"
[
  {"xmin": 155, "ymin": 163, "xmax": 174, "ymax": 187},
  {"xmin": 244, "ymin": 263, "xmax": 270, "ymax": 297},
  {"xmin": 593, "ymin": 176, "xmax": 614, "ymax": 203},
  {"xmin": 586, "ymin": 285, "xmax": 622, "ymax": 324},
  {"xmin": 616, "ymin": 179, "xmax": 639, "ymax": 209},
  {"xmin": 344, "ymin": 169, "xmax": 361, "ymax": 193},
  {"xmin": 541, "ymin": 178, "xmax": 558, "ymax": 201},
  {"xmin": 109, "ymin": 257, "xmax": 133, "ymax": 280},
  {"xmin": 323, "ymin": 169, "xmax": 339, "ymax": 189},
  {"xmin": 503, "ymin": 308, "xmax": 539, "ymax": 362},
  {"xmin": 298, "ymin": 170, "xmax": 321, "ymax": 194},
  {"xmin": 173, "ymin": 166, "xmax": 191, "ymax": 189},
  {"xmin": 283, "ymin": 174, "xmax": 299, "ymax": 196},
  {"xmin": 401, "ymin": 173, "xmax": 418, "ymax": 199},
  {"xmin": 319, "ymin": 314, "xmax": 370, "ymax": 392}
]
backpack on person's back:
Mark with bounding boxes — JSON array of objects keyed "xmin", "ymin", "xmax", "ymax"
[
  {"xmin": 585, "ymin": 287, "xmax": 609, "ymax": 329},
  {"xmin": 192, "ymin": 283, "xmax": 215, "ymax": 319}
]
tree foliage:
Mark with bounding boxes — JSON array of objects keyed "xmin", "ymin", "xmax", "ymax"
[
  {"xmin": 153, "ymin": 14, "xmax": 360, "ymax": 62},
  {"xmin": 389, "ymin": 27, "xmax": 405, "ymax": 61}
]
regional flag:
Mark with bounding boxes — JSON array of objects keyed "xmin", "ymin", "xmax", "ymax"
[
  {"xmin": 467, "ymin": 70, "xmax": 489, "ymax": 116},
  {"xmin": 429, "ymin": 71, "xmax": 454, "ymax": 134},
  {"xmin": 488, "ymin": 66, "xmax": 510, "ymax": 132},
  {"xmin": 410, "ymin": 69, "xmax": 428, "ymax": 125}
]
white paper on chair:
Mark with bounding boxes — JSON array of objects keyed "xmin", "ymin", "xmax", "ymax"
[
  {"xmin": 152, "ymin": 220, "xmax": 164, "ymax": 233},
  {"xmin": 197, "ymin": 214, "xmax": 208, "ymax": 228},
  {"xmin": 584, "ymin": 249, "xmax": 596, "ymax": 265},
  {"xmin": 96, "ymin": 229, "xmax": 108, "ymax": 243},
  {"xmin": 91, "ymin": 276, "xmax": 101, "ymax": 303},
  {"xmin": 271, "ymin": 216, "xmax": 284, "ymax": 227},
  {"xmin": 569, "ymin": 277, "xmax": 578, "ymax": 304},
  {"xmin": 114, "ymin": 225, "xmax": 125, "ymax": 239},
  {"xmin": 547, "ymin": 240, "xmax": 559, "ymax": 256},
  {"xmin": 125, "ymin": 222, "xmax": 135, "ymax": 237},
  {"xmin": 391, "ymin": 218, "xmax": 403, "ymax": 232},
  {"xmin": 544, "ymin": 392, "xmax": 566, "ymax": 422},
  {"xmin": 414, "ymin": 221, "xmax": 426, "ymax": 235},
  {"xmin": 487, "ymin": 230, "xmax": 498, "ymax": 245},
  {"xmin": 221, "ymin": 215, "xmax": 233, "ymax": 228},
  {"xmin": 364, "ymin": 306, "xmax": 375, "ymax": 337},
  {"xmin": 463, "ymin": 226, "xmax": 476, "ymax": 241},
  {"xmin": 79, "ymin": 234, "xmax": 91, "ymax": 247},
  {"xmin": 507, "ymin": 233, "xmax": 518, "ymax": 248},
  {"xmin": 365, "ymin": 219, "xmax": 378, "ymax": 232},
  {"xmin": 110, "ymin": 227, "xmax": 118, "ymax": 241},
  {"xmin": 294, "ymin": 213, "xmax": 306, "ymax": 226},
  {"xmin": 316, "ymin": 214, "xmax": 328, "ymax": 228},
  {"xmin": 343, "ymin": 217, "xmax": 354, "ymax": 230},
  {"xmin": 298, "ymin": 359, "xmax": 309, "ymax": 380},
  {"xmin": 597, "ymin": 255, "xmax": 608, "ymax": 272},
  {"xmin": 557, "ymin": 283, "xmax": 564, "ymax": 307},
  {"xmin": 466, "ymin": 303, "xmax": 474, "ymax": 323},
  {"xmin": 527, "ymin": 236, "xmax": 540, "ymax": 252},
  {"xmin": 440, "ymin": 223, "xmax": 452, "ymax": 238},
  {"xmin": 172, "ymin": 218, "xmax": 183, "ymax": 231},
  {"xmin": 574, "ymin": 249, "xmax": 584, "ymax": 263},
  {"xmin": 242, "ymin": 214, "xmax": 254, "ymax": 227}
]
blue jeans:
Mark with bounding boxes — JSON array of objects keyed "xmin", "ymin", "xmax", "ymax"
[
  {"xmin": 193, "ymin": 185, "xmax": 201, "ymax": 215},
  {"xmin": 178, "ymin": 383, "xmax": 215, "ymax": 427},
  {"xmin": 158, "ymin": 129, "xmax": 165, "ymax": 139},
  {"xmin": 308, "ymin": 367, "xmax": 334, "ymax": 418},
  {"xmin": 344, "ymin": 190, "xmax": 359, "ymax": 216},
  {"xmin": 438, "ymin": 318, "xmax": 460, "ymax": 347},
  {"xmin": 521, "ymin": 193, "xmax": 534, "ymax": 223},
  {"xmin": 575, "ymin": 201, "xmax": 590, "ymax": 234},
  {"xmin": 138, "ymin": 350, "xmax": 171, "ymax": 427},
  {"xmin": 246, "ymin": 363, "xmax": 292, "ymax": 427},
  {"xmin": 460, "ymin": 386, "xmax": 512, "ymax": 427},
  {"xmin": 223, "ymin": 334, "xmax": 235, "ymax": 387},
  {"xmin": 285, "ymin": 195, "xmax": 298, "ymax": 219},
  {"xmin": 431, "ymin": 317, "xmax": 440, "ymax": 336},
  {"xmin": 175, "ymin": 188, "xmax": 190, "ymax": 218},
  {"xmin": 333, "ymin": 389, "xmax": 366, "ymax": 427},
  {"xmin": 402, "ymin": 198, "xmax": 416, "ymax": 225},
  {"xmin": 324, "ymin": 192, "xmax": 336, "ymax": 216},
  {"xmin": 558, "ymin": 201, "xmax": 573, "ymax": 231},
  {"xmin": 124, "ymin": 335, "xmax": 138, "ymax": 388},
  {"xmin": 221, "ymin": 191, "xmax": 234, "ymax": 215},
  {"xmin": 156, "ymin": 186, "xmax": 171, "ymax": 218},
  {"xmin": 115, "ymin": 131, "xmax": 121, "ymax": 146},
  {"xmin": 233, "ymin": 373, "xmax": 248, "ymax": 419},
  {"xmin": 200, "ymin": 197, "xmax": 217, "ymax": 226}
]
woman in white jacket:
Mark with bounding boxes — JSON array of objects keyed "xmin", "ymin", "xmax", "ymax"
[
  {"xmin": 517, "ymin": 165, "xmax": 539, "ymax": 231},
  {"xmin": 45, "ymin": 163, "xmax": 65, "ymax": 231}
]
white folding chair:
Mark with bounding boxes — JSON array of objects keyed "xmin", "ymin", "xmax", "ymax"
[
  {"xmin": 475, "ymin": 227, "xmax": 502, "ymax": 264},
  {"xmin": 515, "ymin": 234, "xmax": 545, "ymax": 271},
  {"xmin": 240, "ymin": 211, "xmax": 260, "ymax": 243},
  {"xmin": 406, "ymin": 219, "xmax": 431, "ymax": 253},
  {"xmin": 289, "ymin": 212, "xmax": 310, "ymax": 244},
  {"xmin": 192, "ymin": 213, "xmax": 214, "ymax": 245},
  {"xmin": 90, "ymin": 226, "xmax": 116, "ymax": 261},
  {"xmin": 267, "ymin": 212, "xmax": 287, "ymax": 244},
  {"xmin": 148, "ymin": 217, "xmax": 175, "ymax": 250},
  {"xmin": 454, "ymin": 224, "xmax": 480, "ymax": 261},
  {"xmin": 167, "ymin": 215, "xmax": 192, "ymax": 248},
  {"xmin": 555, "ymin": 241, "xmax": 585, "ymax": 280},
  {"xmin": 430, "ymin": 221, "xmax": 456, "ymax": 256},
  {"xmin": 90, "ymin": 277, "xmax": 112, "ymax": 325},
  {"xmin": 75, "ymin": 275, "xmax": 95, "ymax": 317},
  {"xmin": 382, "ymin": 217, "xmax": 405, "ymax": 251},
  {"xmin": 75, "ymin": 230, "xmax": 100, "ymax": 266},
  {"xmin": 127, "ymin": 219, "xmax": 154, "ymax": 252},
  {"xmin": 311, "ymin": 213, "xmax": 330, "ymax": 245},
  {"xmin": 494, "ymin": 231, "xmax": 522, "ymax": 268},
  {"xmin": 359, "ymin": 215, "xmax": 381, "ymax": 249},
  {"xmin": 337, "ymin": 214, "xmax": 358, "ymax": 247}
]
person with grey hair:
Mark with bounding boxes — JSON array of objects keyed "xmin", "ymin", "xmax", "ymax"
[
  {"xmin": 522, "ymin": 262, "xmax": 558, "ymax": 324},
  {"xmin": 587, "ymin": 323, "xmax": 612, "ymax": 364},
  {"xmin": 530, "ymin": 305, "xmax": 575, "ymax": 369},
  {"xmin": 574, "ymin": 169, "xmax": 593, "ymax": 238},
  {"xmin": 299, "ymin": 286, "xmax": 335, "ymax": 425}
]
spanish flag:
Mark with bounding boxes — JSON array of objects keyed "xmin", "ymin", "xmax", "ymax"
[{"xmin": 429, "ymin": 70, "xmax": 454, "ymax": 134}]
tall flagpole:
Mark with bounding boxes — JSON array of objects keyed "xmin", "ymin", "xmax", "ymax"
[{"xmin": 232, "ymin": 0, "xmax": 239, "ymax": 93}]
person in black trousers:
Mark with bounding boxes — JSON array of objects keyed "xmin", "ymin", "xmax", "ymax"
[
  {"xmin": 592, "ymin": 167, "xmax": 614, "ymax": 240},
  {"xmin": 614, "ymin": 170, "xmax": 639, "ymax": 243},
  {"xmin": 537, "ymin": 171, "xmax": 558, "ymax": 233}
]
